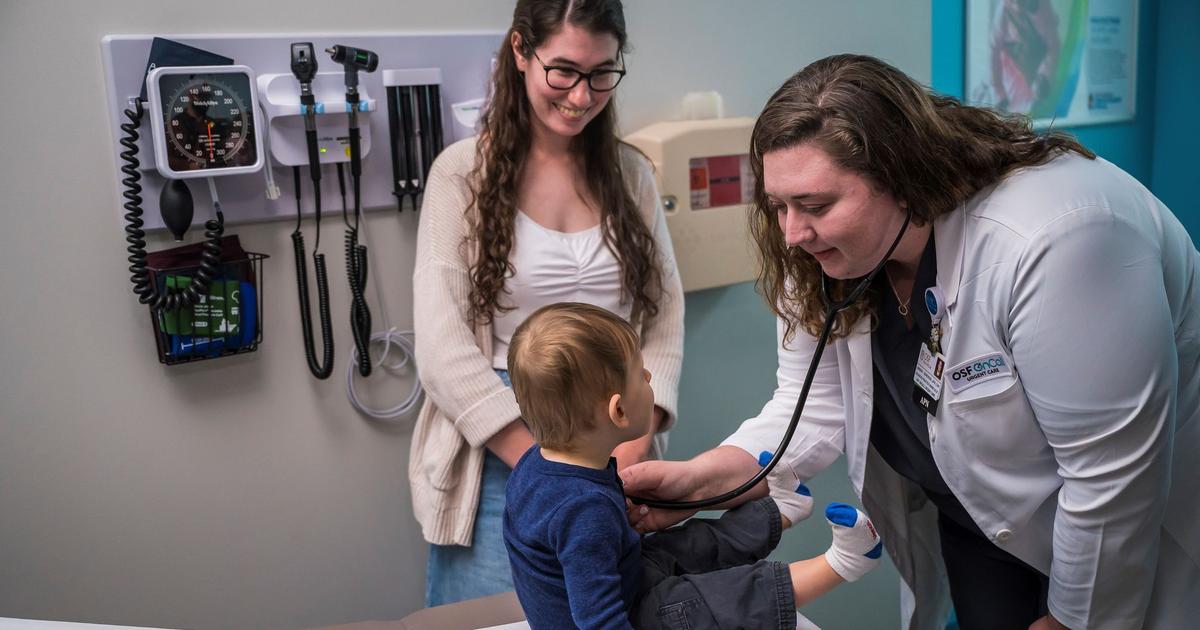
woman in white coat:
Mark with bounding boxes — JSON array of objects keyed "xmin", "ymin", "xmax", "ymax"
[{"xmin": 622, "ymin": 54, "xmax": 1199, "ymax": 630}]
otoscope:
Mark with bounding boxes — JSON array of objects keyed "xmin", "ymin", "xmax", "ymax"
[
  {"xmin": 327, "ymin": 44, "xmax": 378, "ymax": 377},
  {"xmin": 630, "ymin": 209, "xmax": 914, "ymax": 510},
  {"xmin": 326, "ymin": 44, "xmax": 378, "ymax": 181},
  {"xmin": 289, "ymin": 42, "xmax": 335, "ymax": 379}
]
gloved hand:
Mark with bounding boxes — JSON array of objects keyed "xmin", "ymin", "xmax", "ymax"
[{"xmin": 823, "ymin": 502, "xmax": 883, "ymax": 582}]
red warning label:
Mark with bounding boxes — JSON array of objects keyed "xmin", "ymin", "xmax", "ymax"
[{"xmin": 688, "ymin": 154, "xmax": 753, "ymax": 209}]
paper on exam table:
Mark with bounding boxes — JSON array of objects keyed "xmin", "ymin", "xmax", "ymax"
[
  {"xmin": 475, "ymin": 613, "xmax": 821, "ymax": 629},
  {"xmin": 0, "ymin": 619, "xmax": 174, "ymax": 630}
]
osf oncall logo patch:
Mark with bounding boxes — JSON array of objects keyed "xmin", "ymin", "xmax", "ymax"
[{"xmin": 947, "ymin": 352, "xmax": 1012, "ymax": 394}]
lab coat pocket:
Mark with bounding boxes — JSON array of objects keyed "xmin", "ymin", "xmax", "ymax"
[{"xmin": 947, "ymin": 376, "xmax": 1050, "ymax": 469}]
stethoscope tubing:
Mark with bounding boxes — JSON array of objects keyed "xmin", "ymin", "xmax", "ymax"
[{"xmin": 630, "ymin": 208, "xmax": 914, "ymax": 510}]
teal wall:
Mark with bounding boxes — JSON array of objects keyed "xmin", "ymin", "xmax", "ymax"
[
  {"xmin": 933, "ymin": 0, "xmax": 1198, "ymax": 237},
  {"xmin": 1150, "ymin": 0, "xmax": 1200, "ymax": 236},
  {"xmin": 932, "ymin": 0, "xmax": 1160, "ymax": 184}
]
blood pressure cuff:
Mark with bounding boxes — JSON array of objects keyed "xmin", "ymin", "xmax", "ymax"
[
  {"xmin": 164, "ymin": 280, "xmax": 256, "ymax": 358},
  {"xmin": 159, "ymin": 276, "xmax": 239, "ymax": 337},
  {"xmin": 145, "ymin": 235, "xmax": 249, "ymax": 274},
  {"xmin": 139, "ymin": 37, "xmax": 233, "ymax": 102}
]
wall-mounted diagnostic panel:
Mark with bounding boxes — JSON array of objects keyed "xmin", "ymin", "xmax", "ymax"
[
  {"xmin": 102, "ymin": 33, "xmax": 500, "ymax": 377},
  {"xmin": 102, "ymin": 33, "xmax": 502, "ymax": 232},
  {"xmin": 625, "ymin": 117, "xmax": 758, "ymax": 292}
]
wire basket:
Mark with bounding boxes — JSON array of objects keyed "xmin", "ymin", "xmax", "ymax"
[{"xmin": 146, "ymin": 252, "xmax": 268, "ymax": 365}]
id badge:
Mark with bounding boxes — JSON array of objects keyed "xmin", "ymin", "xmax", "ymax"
[{"xmin": 912, "ymin": 343, "xmax": 945, "ymax": 415}]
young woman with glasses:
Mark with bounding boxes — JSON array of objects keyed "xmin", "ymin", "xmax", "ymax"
[{"xmin": 409, "ymin": 0, "xmax": 684, "ymax": 606}]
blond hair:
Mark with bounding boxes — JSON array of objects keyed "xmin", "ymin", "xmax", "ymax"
[{"xmin": 507, "ymin": 302, "xmax": 640, "ymax": 451}]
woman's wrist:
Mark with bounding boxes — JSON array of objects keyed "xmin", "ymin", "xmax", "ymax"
[{"xmin": 485, "ymin": 419, "xmax": 535, "ymax": 468}]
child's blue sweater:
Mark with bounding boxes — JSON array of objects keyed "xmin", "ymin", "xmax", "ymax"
[{"xmin": 503, "ymin": 445, "xmax": 642, "ymax": 629}]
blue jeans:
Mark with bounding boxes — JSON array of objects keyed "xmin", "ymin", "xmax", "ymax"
[{"xmin": 424, "ymin": 370, "xmax": 516, "ymax": 607}]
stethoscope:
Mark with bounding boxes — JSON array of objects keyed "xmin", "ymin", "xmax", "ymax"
[{"xmin": 630, "ymin": 207, "xmax": 914, "ymax": 510}]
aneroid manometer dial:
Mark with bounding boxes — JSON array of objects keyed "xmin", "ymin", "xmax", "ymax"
[{"xmin": 146, "ymin": 65, "xmax": 263, "ymax": 178}]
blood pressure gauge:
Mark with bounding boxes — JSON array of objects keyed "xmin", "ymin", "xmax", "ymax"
[{"xmin": 146, "ymin": 65, "xmax": 263, "ymax": 179}]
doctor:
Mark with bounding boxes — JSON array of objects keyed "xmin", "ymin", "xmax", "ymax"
[{"xmin": 622, "ymin": 54, "xmax": 1199, "ymax": 630}]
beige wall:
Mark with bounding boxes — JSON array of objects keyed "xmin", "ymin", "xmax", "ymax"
[{"xmin": 0, "ymin": 1, "xmax": 929, "ymax": 627}]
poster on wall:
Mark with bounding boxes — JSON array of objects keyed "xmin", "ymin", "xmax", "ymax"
[{"xmin": 966, "ymin": 0, "xmax": 1137, "ymax": 127}]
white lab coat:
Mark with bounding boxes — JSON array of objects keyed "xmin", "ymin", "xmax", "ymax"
[{"xmin": 724, "ymin": 154, "xmax": 1200, "ymax": 629}]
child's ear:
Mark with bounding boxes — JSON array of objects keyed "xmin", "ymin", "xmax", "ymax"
[{"xmin": 607, "ymin": 392, "xmax": 630, "ymax": 429}]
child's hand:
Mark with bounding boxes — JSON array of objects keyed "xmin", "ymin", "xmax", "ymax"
[{"xmin": 823, "ymin": 503, "xmax": 883, "ymax": 582}]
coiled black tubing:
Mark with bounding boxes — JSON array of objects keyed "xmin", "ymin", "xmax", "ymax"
[
  {"xmin": 121, "ymin": 100, "xmax": 224, "ymax": 312},
  {"xmin": 292, "ymin": 167, "xmax": 335, "ymax": 380}
]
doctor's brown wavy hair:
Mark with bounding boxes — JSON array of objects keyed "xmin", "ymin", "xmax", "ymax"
[
  {"xmin": 750, "ymin": 54, "xmax": 1094, "ymax": 343},
  {"xmin": 465, "ymin": 0, "xmax": 661, "ymax": 328}
]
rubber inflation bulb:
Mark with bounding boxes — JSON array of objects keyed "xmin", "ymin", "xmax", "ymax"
[{"xmin": 159, "ymin": 179, "xmax": 194, "ymax": 242}]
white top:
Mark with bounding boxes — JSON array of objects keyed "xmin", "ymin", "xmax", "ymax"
[
  {"xmin": 411, "ymin": 137, "xmax": 684, "ymax": 546},
  {"xmin": 491, "ymin": 210, "xmax": 631, "ymax": 369},
  {"xmin": 722, "ymin": 154, "xmax": 1200, "ymax": 629}
]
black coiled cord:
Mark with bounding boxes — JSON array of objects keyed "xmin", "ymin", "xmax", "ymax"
[
  {"xmin": 338, "ymin": 163, "xmax": 372, "ymax": 377},
  {"xmin": 346, "ymin": 229, "xmax": 372, "ymax": 376},
  {"xmin": 121, "ymin": 100, "xmax": 224, "ymax": 312},
  {"xmin": 293, "ymin": 167, "xmax": 335, "ymax": 379}
]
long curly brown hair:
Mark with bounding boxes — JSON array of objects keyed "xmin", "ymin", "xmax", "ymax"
[
  {"xmin": 749, "ymin": 54, "xmax": 1095, "ymax": 344},
  {"xmin": 466, "ymin": 0, "xmax": 661, "ymax": 328}
]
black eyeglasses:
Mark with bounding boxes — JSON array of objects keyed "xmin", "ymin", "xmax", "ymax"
[{"xmin": 530, "ymin": 49, "xmax": 626, "ymax": 92}]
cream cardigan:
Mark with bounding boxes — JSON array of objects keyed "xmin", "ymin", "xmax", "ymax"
[{"xmin": 409, "ymin": 137, "xmax": 685, "ymax": 546}]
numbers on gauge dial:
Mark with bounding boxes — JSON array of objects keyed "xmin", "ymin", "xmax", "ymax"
[{"xmin": 165, "ymin": 77, "xmax": 249, "ymax": 167}]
